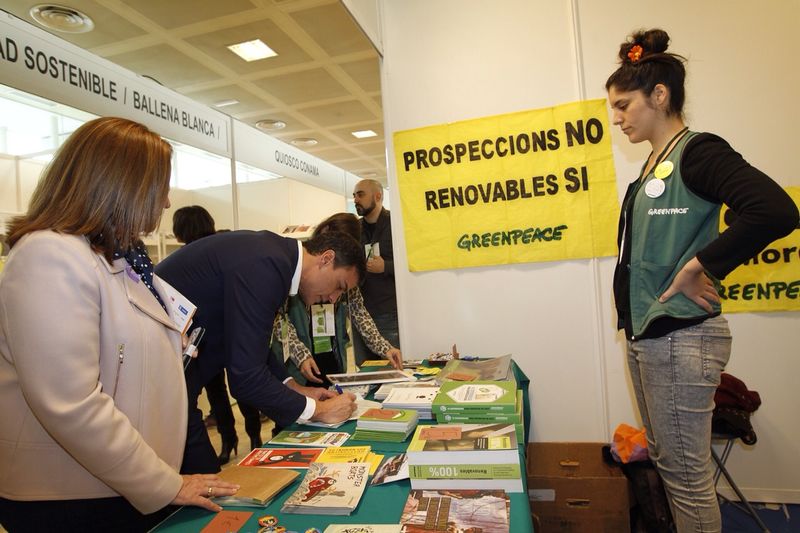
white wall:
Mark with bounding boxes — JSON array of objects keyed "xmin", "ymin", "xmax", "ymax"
[
  {"xmin": 237, "ymin": 178, "xmax": 347, "ymax": 233},
  {"xmin": 375, "ymin": 0, "xmax": 800, "ymax": 502}
]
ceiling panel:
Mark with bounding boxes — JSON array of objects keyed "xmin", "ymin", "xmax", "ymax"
[
  {"xmin": 338, "ymin": 57, "xmax": 381, "ymax": 93},
  {"xmin": 300, "ymin": 99, "xmax": 377, "ymax": 128},
  {"xmin": 251, "ymin": 67, "xmax": 349, "ymax": 105},
  {"xmin": 288, "ymin": 3, "xmax": 372, "ymax": 57},
  {"xmin": 183, "ymin": 19, "xmax": 312, "ymax": 76},
  {"xmin": 1, "ymin": 0, "xmax": 147, "ymax": 47},
  {"xmin": 125, "ymin": 0, "xmax": 260, "ymax": 30},
  {"xmin": 107, "ymin": 44, "xmax": 222, "ymax": 87},
  {"xmin": 305, "ymin": 145, "xmax": 362, "ymax": 162},
  {"xmin": 184, "ymin": 84, "xmax": 272, "ymax": 113},
  {"xmin": 330, "ymin": 121, "xmax": 384, "ymax": 141}
]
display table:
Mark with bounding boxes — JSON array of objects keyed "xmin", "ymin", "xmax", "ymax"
[{"xmin": 153, "ymin": 363, "xmax": 533, "ymax": 532}]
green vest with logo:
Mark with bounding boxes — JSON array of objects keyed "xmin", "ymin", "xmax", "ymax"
[
  {"xmin": 627, "ymin": 130, "xmax": 722, "ymax": 337},
  {"xmin": 272, "ymin": 295, "xmax": 349, "ymax": 385}
]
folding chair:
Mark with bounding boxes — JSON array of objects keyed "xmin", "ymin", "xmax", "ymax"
[{"xmin": 711, "ymin": 412, "xmax": 770, "ymax": 533}]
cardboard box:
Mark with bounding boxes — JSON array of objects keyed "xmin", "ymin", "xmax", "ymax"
[{"xmin": 527, "ymin": 442, "xmax": 630, "ymax": 533}]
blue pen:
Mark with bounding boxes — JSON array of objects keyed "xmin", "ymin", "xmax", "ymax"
[{"xmin": 334, "ymin": 384, "xmax": 343, "ymax": 394}]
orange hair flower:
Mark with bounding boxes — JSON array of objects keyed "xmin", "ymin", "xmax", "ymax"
[{"xmin": 628, "ymin": 44, "xmax": 643, "ymax": 63}]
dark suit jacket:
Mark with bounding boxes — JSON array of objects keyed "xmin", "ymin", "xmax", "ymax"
[{"xmin": 156, "ymin": 230, "xmax": 306, "ymax": 426}]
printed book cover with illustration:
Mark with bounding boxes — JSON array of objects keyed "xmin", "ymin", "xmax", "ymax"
[
  {"xmin": 433, "ymin": 380, "xmax": 517, "ymax": 413},
  {"xmin": 268, "ymin": 430, "xmax": 350, "ymax": 447},
  {"xmin": 399, "ymin": 489, "xmax": 510, "ymax": 533},
  {"xmin": 407, "ymin": 423, "xmax": 517, "ymax": 459},
  {"xmin": 237, "ymin": 447, "xmax": 323, "ymax": 468},
  {"xmin": 436, "ymin": 354, "xmax": 513, "ymax": 382},
  {"xmin": 324, "ymin": 526, "xmax": 401, "ymax": 533},
  {"xmin": 282, "ymin": 462, "xmax": 370, "ymax": 515},
  {"xmin": 359, "ymin": 408, "xmax": 417, "ymax": 425},
  {"xmin": 371, "ymin": 453, "xmax": 410, "ymax": 486},
  {"xmin": 315, "ymin": 445, "xmax": 372, "ymax": 464}
]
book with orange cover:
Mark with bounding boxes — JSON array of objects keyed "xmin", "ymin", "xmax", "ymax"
[{"xmin": 237, "ymin": 447, "xmax": 324, "ymax": 468}]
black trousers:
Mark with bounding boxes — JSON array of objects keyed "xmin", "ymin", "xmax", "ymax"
[
  {"xmin": 181, "ymin": 364, "xmax": 222, "ymax": 474},
  {"xmin": 205, "ymin": 370, "xmax": 262, "ymax": 444},
  {"xmin": 0, "ymin": 496, "xmax": 176, "ymax": 533}
]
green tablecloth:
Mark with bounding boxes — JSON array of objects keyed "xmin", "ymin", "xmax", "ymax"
[{"xmin": 153, "ymin": 362, "xmax": 533, "ymax": 532}]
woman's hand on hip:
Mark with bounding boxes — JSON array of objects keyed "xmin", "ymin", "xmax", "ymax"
[{"xmin": 659, "ymin": 256, "xmax": 720, "ymax": 313}]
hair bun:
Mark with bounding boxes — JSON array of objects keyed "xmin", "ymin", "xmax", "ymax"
[{"xmin": 619, "ymin": 28, "xmax": 671, "ymax": 63}]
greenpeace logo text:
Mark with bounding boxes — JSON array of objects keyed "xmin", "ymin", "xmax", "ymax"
[{"xmin": 648, "ymin": 207, "xmax": 689, "ymax": 216}]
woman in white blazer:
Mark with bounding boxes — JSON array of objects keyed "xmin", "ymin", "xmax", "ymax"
[{"xmin": 0, "ymin": 117, "xmax": 237, "ymax": 532}]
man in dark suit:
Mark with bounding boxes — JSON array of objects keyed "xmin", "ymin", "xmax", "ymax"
[{"xmin": 156, "ymin": 229, "xmax": 363, "ymax": 474}]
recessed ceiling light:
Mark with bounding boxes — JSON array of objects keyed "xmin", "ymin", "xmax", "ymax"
[
  {"xmin": 255, "ymin": 119, "xmax": 287, "ymax": 131},
  {"xmin": 30, "ymin": 4, "xmax": 94, "ymax": 33},
  {"xmin": 290, "ymin": 137, "xmax": 318, "ymax": 147},
  {"xmin": 227, "ymin": 39, "xmax": 278, "ymax": 62},
  {"xmin": 213, "ymin": 99, "xmax": 239, "ymax": 108},
  {"xmin": 351, "ymin": 130, "xmax": 377, "ymax": 139}
]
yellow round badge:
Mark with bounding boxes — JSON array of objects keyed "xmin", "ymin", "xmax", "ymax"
[{"xmin": 654, "ymin": 160, "xmax": 674, "ymax": 180}]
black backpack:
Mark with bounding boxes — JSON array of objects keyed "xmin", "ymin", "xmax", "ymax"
[{"xmin": 602, "ymin": 445, "xmax": 674, "ymax": 533}]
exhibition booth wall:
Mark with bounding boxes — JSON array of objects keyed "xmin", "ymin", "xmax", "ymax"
[{"xmin": 351, "ymin": 0, "xmax": 800, "ymax": 503}]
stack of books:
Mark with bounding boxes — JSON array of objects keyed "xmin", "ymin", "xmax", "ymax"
[
  {"xmin": 374, "ymin": 380, "xmax": 438, "ymax": 401},
  {"xmin": 314, "ymin": 445, "xmax": 384, "ymax": 475},
  {"xmin": 351, "ymin": 408, "xmax": 418, "ymax": 442},
  {"xmin": 436, "ymin": 354, "xmax": 512, "ymax": 382},
  {"xmin": 268, "ymin": 430, "xmax": 350, "ymax": 447},
  {"xmin": 281, "ymin": 462, "xmax": 370, "ymax": 515},
  {"xmin": 432, "ymin": 380, "xmax": 524, "ymax": 441},
  {"xmin": 381, "ymin": 385, "xmax": 440, "ymax": 419},
  {"xmin": 238, "ymin": 447, "xmax": 323, "ymax": 468},
  {"xmin": 406, "ymin": 423, "xmax": 523, "ymax": 492}
]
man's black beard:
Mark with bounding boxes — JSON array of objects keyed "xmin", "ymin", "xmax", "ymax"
[{"xmin": 357, "ymin": 202, "xmax": 375, "ymax": 217}]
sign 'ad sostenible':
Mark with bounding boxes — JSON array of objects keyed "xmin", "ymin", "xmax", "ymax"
[{"xmin": 0, "ymin": 12, "xmax": 229, "ymax": 156}]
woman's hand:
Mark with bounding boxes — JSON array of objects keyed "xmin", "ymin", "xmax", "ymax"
[
  {"xmin": 384, "ymin": 348, "xmax": 403, "ymax": 370},
  {"xmin": 171, "ymin": 474, "xmax": 239, "ymax": 512},
  {"xmin": 659, "ymin": 257, "xmax": 720, "ymax": 313},
  {"xmin": 300, "ymin": 358, "xmax": 324, "ymax": 384}
]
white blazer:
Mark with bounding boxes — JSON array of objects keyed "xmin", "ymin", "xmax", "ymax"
[{"xmin": 0, "ymin": 231, "xmax": 187, "ymax": 513}]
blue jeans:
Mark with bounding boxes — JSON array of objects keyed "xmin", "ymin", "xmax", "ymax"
[
  {"xmin": 352, "ymin": 312, "xmax": 400, "ymax": 367},
  {"xmin": 627, "ymin": 315, "xmax": 731, "ymax": 533}
]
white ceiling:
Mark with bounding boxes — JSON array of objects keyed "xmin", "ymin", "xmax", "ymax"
[{"xmin": 0, "ymin": 0, "xmax": 387, "ymax": 184}]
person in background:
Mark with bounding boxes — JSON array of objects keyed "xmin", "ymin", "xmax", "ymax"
[
  {"xmin": 606, "ymin": 29, "xmax": 798, "ymax": 533},
  {"xmin": 155, "ymin": 228, "xmax": 362, "ymax": 474},
  {"xmin": 352, "ymin": 179, "xmax": 400, "ymax": 366},
  {"xmin": 0, "ymin": 117, "xmax": 238, "ymax": 532},
  {"xmin": 172, "ymin": 205, "xmax": 264, "ymax": 465},
  {"xmin": 273, "ymin": 213, "xmax": 403, "ymax": 388}
]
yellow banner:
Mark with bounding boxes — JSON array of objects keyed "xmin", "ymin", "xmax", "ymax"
[
  {"xmin": 393, "ymin": 99, "xmax": 619, "ymax": 272},
  {"xmin": 720, "ymin": 187, "xmax": 800, "ymax": 313}
]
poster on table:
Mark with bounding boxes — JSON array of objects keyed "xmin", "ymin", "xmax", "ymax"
[
  {"xmin": 719, "ymin": 187, "xmax": 800, "ymax": 313},
  {"xmin": 393, "ymin": 98, "xmax": 619, "ymax": 272}
]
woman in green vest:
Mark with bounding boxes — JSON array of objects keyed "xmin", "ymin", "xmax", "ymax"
[
  {"xmin": 606, "ymin": 29, "xmax": 797, "ymax": 533},
  {"xmin": 272, "ymin": 213, "xmax": 402, "ymax": 388}
]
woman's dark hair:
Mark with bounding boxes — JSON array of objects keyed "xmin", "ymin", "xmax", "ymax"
[
  {"xmin": 605, "ymin": 29, "xmax": 687, "ymax": 117},
  {"xmin": 172, "ymin": 205, "xmax": 215, "ymax": 244},
  {"xmin": 312, "ymin": 213, "xmax": 361, "ymax": 241},
  {"xmin": 7, "ymin": 117, "xmax": 172, "ymax": 262}
]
